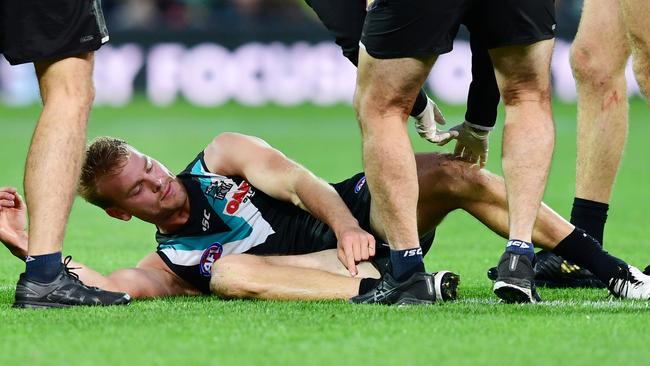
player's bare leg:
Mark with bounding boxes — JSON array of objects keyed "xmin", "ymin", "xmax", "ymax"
[
  {"xmin": 211, "ymin": 253, "xmax": 367, "ymax": 300},
  {"xmin": 570, "ymin": 0, "xmax": 630, "ymax": 246},
  {"xmin": 14, "ymin": 53, "xmax": 130, "ymax": 308},
  {"xmin": 490, "ymin": 40, "xmax": 555, "ymax": 244},
  {"xmin": 487, "ymin": 39, "xmax": 555, "ymax": 302},
  {"xmin": 410, "ymin": 154, "xmax": 644, "ymax": 298},
  {"xmin": 621, "ymin": 0, "xmax": 650, "ymax": 102},
  {"xmin": 350, "ymin": 51, "xmax": 462, "ymax": 304},
  {"xmin": 211, "ymin": 251, "xmax": 458, "ymax": 302}
]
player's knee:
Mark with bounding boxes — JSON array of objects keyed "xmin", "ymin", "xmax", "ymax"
[
  {"xmin": 210, "ymin": 255, "xmax": 262, "ymax": 299},
  {"xmin": 570, "ymin": 43, "xmax": 627, "ymax": 91},
  {"xmin": 353, "ymin": 80, "xmax": 414, "ymax": 130},
  {"xmin": 419, "ymin": 155, "xmax": 474, "ymax": 198}
]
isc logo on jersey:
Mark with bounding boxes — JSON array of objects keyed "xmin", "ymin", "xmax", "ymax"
[{"xmin": 199, "ymin": 243, "xmax": 223, "ymax": 276}]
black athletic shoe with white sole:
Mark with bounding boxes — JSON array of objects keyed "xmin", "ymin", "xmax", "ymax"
[
  {"xmin": 493, "ymin": 251, "xmax": 541, "ymax": 303},
  {"xmin": 533, "ymin": 250, "xmax": 605, "ymax": 288},
  {"xmin": 349, "ymin": 271, "xmax": 460, "ymax": 305},
  {"xmin": 487, "ymin": 251, "xmax": 605, "ymax": 289},
  {"xmin": 13, "ymin": 256, "xmax": 131, "ymax": 309}
]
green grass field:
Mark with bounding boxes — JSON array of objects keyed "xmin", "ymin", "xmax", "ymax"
[{"xmin": 1, "ymin": 99, "xmax": 650, "ymax": 365}]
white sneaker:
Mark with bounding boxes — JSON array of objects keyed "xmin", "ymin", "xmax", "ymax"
[{"xmin": 608, "ymin": 265, "xmax": 650, "ymax": 300}]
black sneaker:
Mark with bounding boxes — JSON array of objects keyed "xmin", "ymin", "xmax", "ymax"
[
  {"xmin": 534, "ymin": 250, "xmax": 605, "ymax": 288},
  {"xmin": 493, "ymin": 251, "xmax": 540, "ymax": 303},
  {"xmin": 349, "ymin": 271, "xmax": 460, "ymax": 306},
  {"xmin": 13, "ymin": 256, "xmax": 131, "ymax": 309}
]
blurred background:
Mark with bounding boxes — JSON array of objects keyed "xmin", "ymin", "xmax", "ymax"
[{"xmin": 4, "ymin": 0, "xmax": 643, "ymax": 108}]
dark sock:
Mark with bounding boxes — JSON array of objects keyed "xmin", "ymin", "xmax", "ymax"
[
  {"xmin": 409, "ymin": 89, "xmax": 429, "ymax": 117},
  {"xmin": 552, "ymin": 228, "xmax": 625, "ymax": 284},
  {"xmin": 25, "ymin": 252, "xmax": 62, "ymax": 282},
  {"xmin": 390, "ymin": 247, "xmax": 425, "ymax": 281},
  {"xmin": 505, "ymin": 240, "xmax": 535, "ymax": 262},
  {"xmin": 359, "ymin": 278, "xmax": 380, "ymax": 295},
  {"xmin": 570, "ymin": 197, "xmax": 609, "ymax": 246}
]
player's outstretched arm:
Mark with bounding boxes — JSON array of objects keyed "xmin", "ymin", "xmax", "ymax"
[
  {"xmin": 202, "ymin": 133, "xmax": 375, "ymax": 276},
  {"xmin": 0, "ymin": 186, "xmax": 198, "ymax": 299}
]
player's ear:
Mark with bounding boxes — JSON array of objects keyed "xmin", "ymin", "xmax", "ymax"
[{"xmin": 105, "ymin": 207, "xmax": 132, "ymax": 221}]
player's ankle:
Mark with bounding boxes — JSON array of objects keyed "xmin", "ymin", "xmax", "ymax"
[
  {"xmin": 390, "ymin": 247, "xmax": 425, "ymax": 281},
  {"xmin": 24, "ymin": 251, "xmax": 62, "ymax": 283}
]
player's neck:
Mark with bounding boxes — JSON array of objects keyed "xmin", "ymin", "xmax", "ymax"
[{"xmin": 156, "ymin": 196, "xmax": 191, "ymax": 234}]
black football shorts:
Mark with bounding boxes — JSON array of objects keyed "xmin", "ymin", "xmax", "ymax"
[
  {"xmin": 0, "ymin": 0, "xmax": 109, "ymax": 65},
  {"xmin": 464, "ymin": 0, "xmax": 556, "ymax": 50},
  {"xmin": 360, "ymin": 0, "xmax": 555, "ymax": 59}
]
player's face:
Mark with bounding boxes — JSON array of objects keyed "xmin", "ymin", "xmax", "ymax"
[{"xmin": 97, "ymin": 148, "xmax": 187, "ymax": 223}]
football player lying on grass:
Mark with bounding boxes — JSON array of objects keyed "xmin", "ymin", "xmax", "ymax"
[{"xmin": 1, "ymin": 133, "xmax": 649, "ymax": 305}]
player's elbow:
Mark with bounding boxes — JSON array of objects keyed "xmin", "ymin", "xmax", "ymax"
[{"xmin": 210, "ymin": 255, "xmax": 268, "ymax": 299}]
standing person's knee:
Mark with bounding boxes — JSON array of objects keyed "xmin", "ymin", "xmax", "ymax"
[
  {"xmin": 491, "ymin": 44, "xmax": 553, "ymax": 107},
  {"xmin": 353, "ymin": 78, "xmax": 413, "ymax": 130},
  {"xmin": 570, "ymin": 41, "xmax": 628, "ymax": 92}
]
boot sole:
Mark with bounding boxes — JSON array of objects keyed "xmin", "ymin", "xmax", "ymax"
[{"xmin": 493, "ymin": 280, "xmax": 537, "ymax": 304}]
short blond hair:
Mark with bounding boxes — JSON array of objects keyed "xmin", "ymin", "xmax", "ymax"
[{"xmin": 78, "ymin": 137, "xmax": 130, "ymax": 208}]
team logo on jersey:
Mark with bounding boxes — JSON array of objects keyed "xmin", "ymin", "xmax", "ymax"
[
  {"xmin": 199, "ymin": 243, "xmax": 223, "ymax": 277},
  {"xmin": 226, "ymin": 181, "xmax": 255, "ymax": 215},
  {"xmin": 354, "ymin": 176, "xmax": 366, "ymax": 193},
  {"xmin": 205, "ymin": 181, "xmax": 233, "ymax": 201}
]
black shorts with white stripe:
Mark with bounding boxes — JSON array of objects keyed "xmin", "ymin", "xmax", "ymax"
[{"xmin": 0, "ymin": 0, "xmax": 109, "ymax": 65}]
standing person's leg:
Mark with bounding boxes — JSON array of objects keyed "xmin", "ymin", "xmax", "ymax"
[
  {"xmin": 571, "ymin": 0, "xmax": 630, "ymax": 245},
  {"xmin": 492, "ymin": 40, "xmax": 555, "ymax": 246},
  {"xmin": 14, "ymin": 54, "xmax": 130, "ymax": 308},
  {"xmin": 23, "ymin": 55, "xmax": 94, "ymax": 275},
  {"xmin": 349, "ymin": 0, "xmax": 468, "ymax": 305},
  {"xmin": 620, "ymin": 0, "xmax": 650, "ymax": 102},
  {"xmin": 472, "ymin": 0, "xmax": 556, "ymax": 303},
  {"xmin": 1, "ymin": 0, "xmax": 130, "ymax": 308},
  {"xmin": 489, "ymin": 40, "xmax": 555, "ymax": 303},
  {"xmin": 354, "ymin": 52, "xmax": 435, "ymax": 277}
]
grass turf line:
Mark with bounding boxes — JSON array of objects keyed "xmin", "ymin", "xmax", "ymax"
[{"xmin": 1, "ymin": 99, "xmax": 649, "ymax": 365}]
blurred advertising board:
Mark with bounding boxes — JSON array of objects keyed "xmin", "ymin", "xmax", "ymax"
[{"xmin": 0, "ymin": 39, "xmax": 643, "ymax": 107}]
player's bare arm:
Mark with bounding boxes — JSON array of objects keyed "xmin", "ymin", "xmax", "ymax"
[
  {"xmin": 203, "ymin": 132, "xmax": 376, "ymax": 276},
  {"xmin": 0, "ymin": 186, "xmax": 198, "ymax": 299}
]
